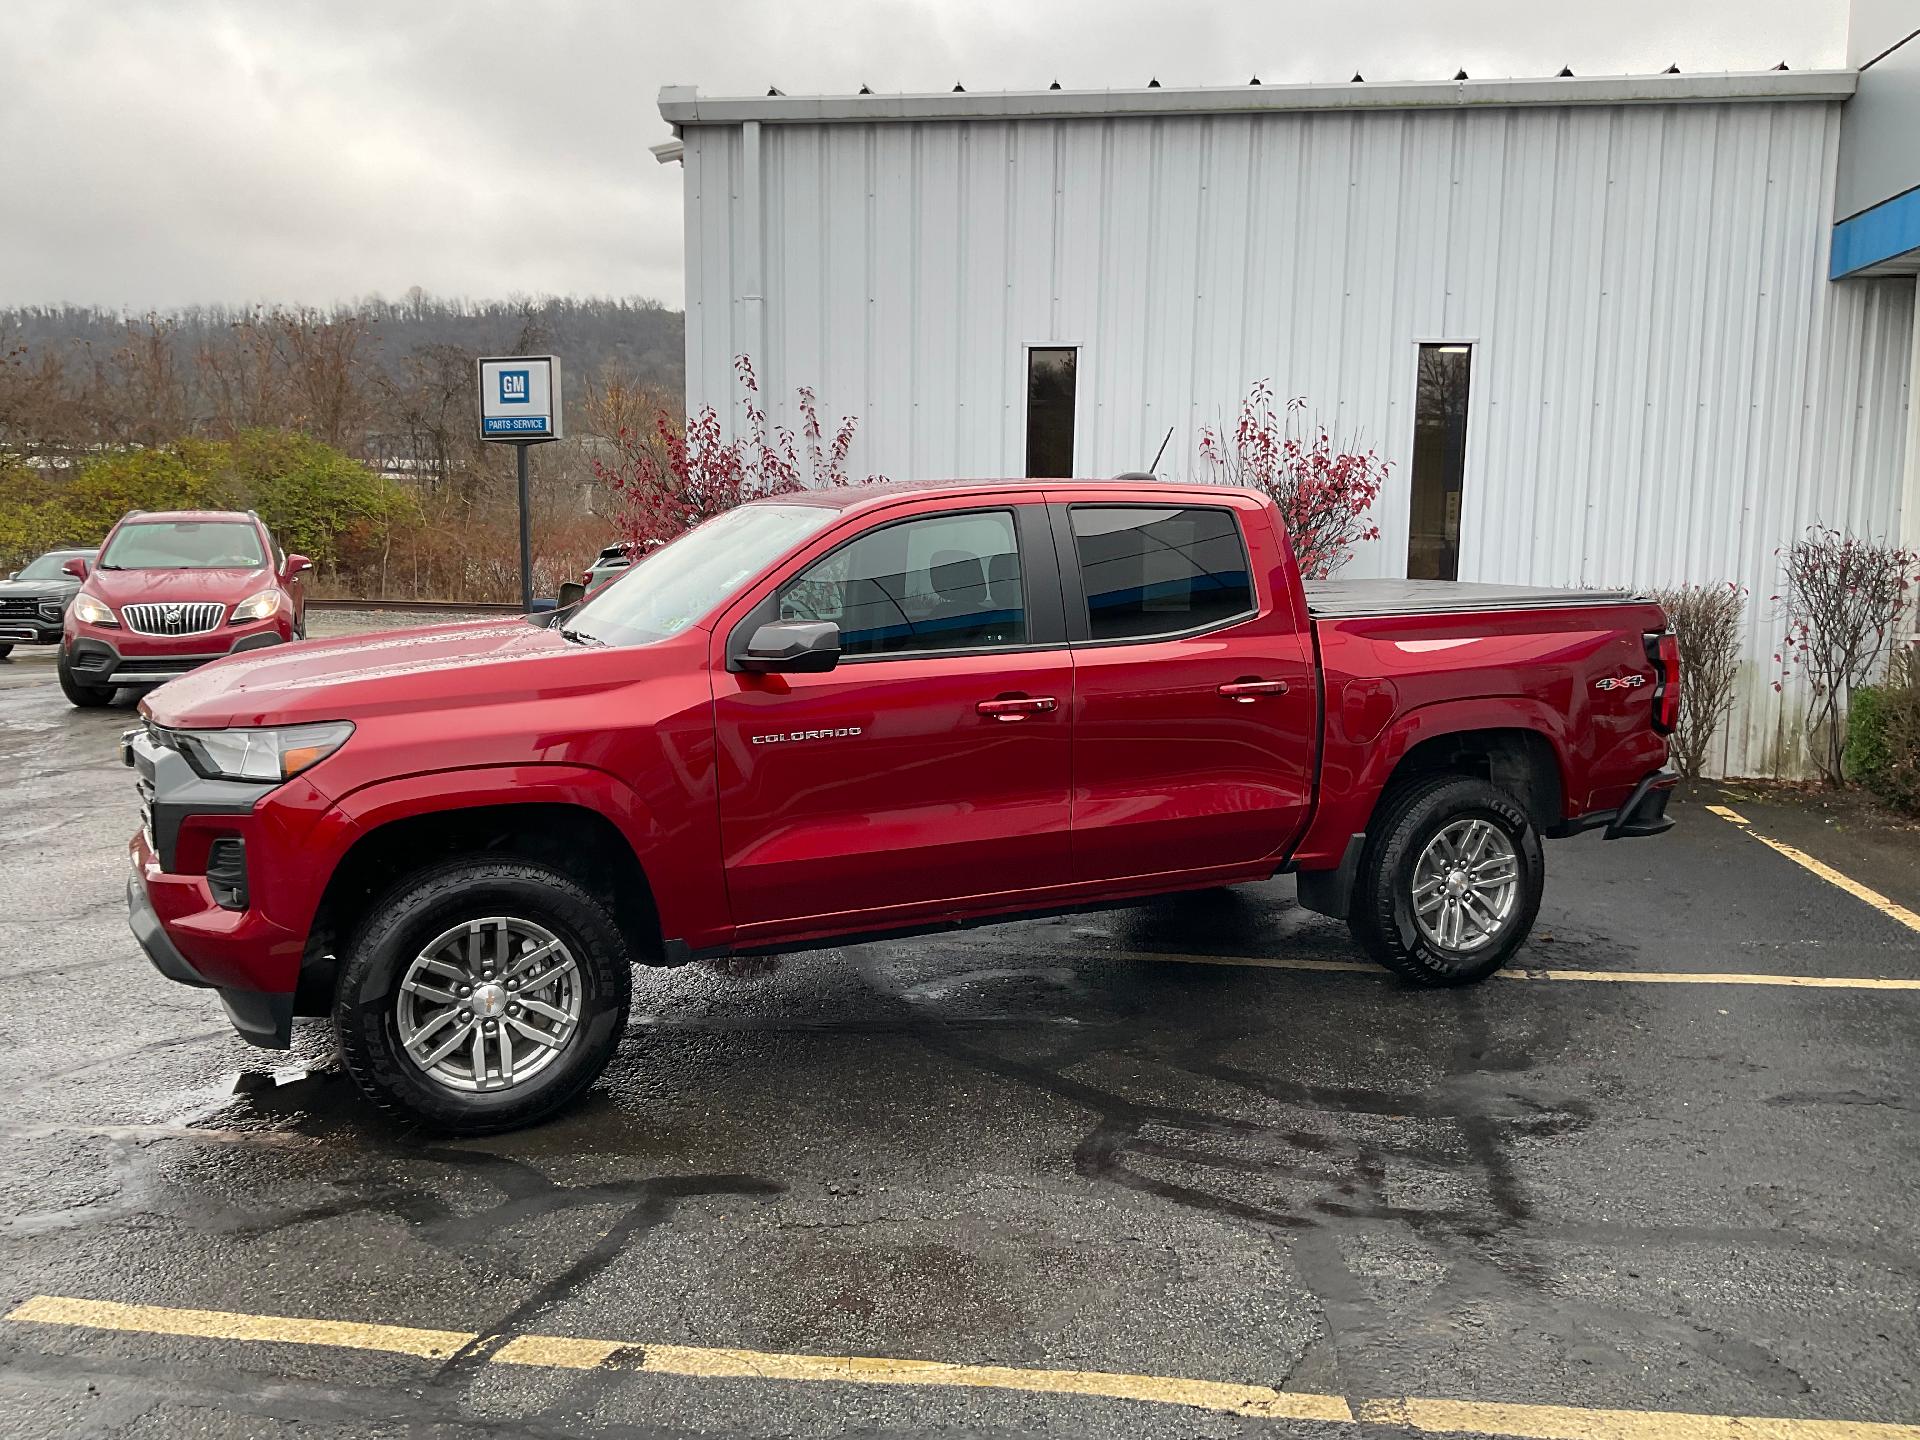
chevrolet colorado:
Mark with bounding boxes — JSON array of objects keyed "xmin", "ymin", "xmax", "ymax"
[{"xmin": 125, "ymin": 480, "xmax": 1676, "ymax": 1132}]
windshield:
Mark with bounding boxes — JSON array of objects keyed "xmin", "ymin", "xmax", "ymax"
[
  {"xmin": 567, "ymin": 503, "xmax": 838, "ymax": 647},
  {"xmin": 17, "ymin": 552, "xmax": 90, "ymax": 581},
  {"xmin": 101, "ymin": 522, "xmax": 265, "ymax": 571}
]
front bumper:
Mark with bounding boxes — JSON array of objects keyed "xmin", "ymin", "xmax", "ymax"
[
  {"xmin": 127, "ymin": 836, "xmax": 297, "ymax": 1049},
  {"xmin": 124, "ymin": 726, "xmax": 304, "ymax": 1049},
  {"xmin": 0, "ymin": 614, "xmax": 62, "ymax": 645},
  {"xmin": 69, "ymin": 629, "xmax": 283, "ymax": 687}
]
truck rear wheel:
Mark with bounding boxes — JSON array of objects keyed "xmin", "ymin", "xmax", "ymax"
[
  {"xmin": 333, "ymin": 859, "xmax": 632, "ymax": 1134},
  {"xmin": 57, "ymin": 650, "xmax": 112, "ymax": 707},
  {"xmin": 1348, "ymin": 774, "xmax": 1543, "ymax": 986}
]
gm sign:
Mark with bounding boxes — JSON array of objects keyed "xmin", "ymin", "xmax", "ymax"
[{"xmin": 477, "ymin": 355, "xmax": 562, "ymax": 442}]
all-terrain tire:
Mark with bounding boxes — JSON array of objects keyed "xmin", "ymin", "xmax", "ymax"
[
  {"xmin": 57, "ymin": 650, "xmax": 112, "ymax": 707},
  {"xmin": 333, "ymin": 859, "xmax": 632, "ymax": 1134},
  {"xmin": 1347, "ymin": 774, "xmax": 1544, "ymax": 986},
  {"xmin": 0, "ymin": 643, "xmax": 13, "ymax": 659}
]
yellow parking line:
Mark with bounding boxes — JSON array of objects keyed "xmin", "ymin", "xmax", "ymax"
[
  {"xmin": 1360, "ymin": 1397, "xmax": 1920, "ymax": 1440},
  {"xmin": 6, "ymin": 1295, "xmax": 473, "ymax": 1360},
  {"xmin": 1129, "ymin": 952, "xmax": 1920, "ymax": 990},
  {"xmin": 1704, "ymin": 806, "xmax": 1920, "ymax": 935},
  {"xmin": 12, "ymin": 1295, "xmax": 1920, "ymax": 1440}
]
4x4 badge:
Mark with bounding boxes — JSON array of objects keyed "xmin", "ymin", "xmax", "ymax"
[{"xmin": 1594, "ymin": 674, "xmax": 1646, "ymax": 691}]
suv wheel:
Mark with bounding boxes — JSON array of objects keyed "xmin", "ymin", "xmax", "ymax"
[
  {"xmin": 57, "ymin": 650, "xmax": 112, "ymax": 707},
  {"xmin": 334, "ymin": 859, "xmax": 632, "ymax": 1133},
  {"xmin": 1348, "ymin": 774, "xmax": 1543, "ymax": 986},
  {"xmin": 0, "ymin": 643, "xmax": 13, "ymax": 659}
]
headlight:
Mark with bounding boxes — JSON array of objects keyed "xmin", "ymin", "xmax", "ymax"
[
  {"xmin": 172, "ymin": 721, "xmax": 354, "ymax": 783},
  {"xmin": 229, "ymin": 590, "xmax": 283, "ymax": 624},
  {"xmin": 72, "ymin": 594, "xmax": 117, "ymax": 627}
]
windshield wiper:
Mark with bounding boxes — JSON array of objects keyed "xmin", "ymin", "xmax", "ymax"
[{"xmin": 558, "ymin": 626, "xmax": 606, "ymax": 648}]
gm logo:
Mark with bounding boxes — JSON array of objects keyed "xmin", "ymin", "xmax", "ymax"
[{"xmin": 498, "ymin": 369, "xmax": 530, "ymax": 404}]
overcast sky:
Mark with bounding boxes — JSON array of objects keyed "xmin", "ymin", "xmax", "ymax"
[{"xmin": 2, "ymin": 0, "xmax": 1848, "ymax": 312}]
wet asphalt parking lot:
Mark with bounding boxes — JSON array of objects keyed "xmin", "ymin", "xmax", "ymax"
[{"xmin": 0, "ymin": 614, "xmax": 1916, "ymax": 1440}]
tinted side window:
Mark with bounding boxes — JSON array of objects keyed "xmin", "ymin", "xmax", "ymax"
[
  {"xmin": 1070, "ymin": 506, "xmax": 1253, "ymax": 641},
  {"xmin": 778, "ymin": 510, "xmax": 1027, "ymax": 657}
]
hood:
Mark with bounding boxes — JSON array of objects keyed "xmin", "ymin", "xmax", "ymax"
[
  {"xmin": 85, "ymin": 566, "xmax": 275, "ymax": 608},
  {"xmin": 0, "ymin": 575, "xmax": 77, "ymax": 599},
  {"xmin": 143, "ymin": 617, "xmax": 591, "ymax": 728}
]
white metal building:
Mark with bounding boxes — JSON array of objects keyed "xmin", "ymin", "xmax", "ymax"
[{"xmin": 655, "ymin": 57, "xmax": 1920, "ymax": 777}]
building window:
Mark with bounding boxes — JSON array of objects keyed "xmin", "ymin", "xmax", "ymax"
[
  {"xmin": 1069, "ymin": 505, "xmax": 1254, "ymax": 642},
  {"xmin": 1025, "ymin": 347, "xmax": 1077, "ymax": 478},
  {"xmin": 1407, "ymin": 343, "xmax": 1472, "ymax": 581}
]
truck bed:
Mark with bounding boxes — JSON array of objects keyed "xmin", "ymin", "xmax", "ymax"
[{"xmin": 1303, "ymin": 578, "xmax": 1641, "ymax": 619}]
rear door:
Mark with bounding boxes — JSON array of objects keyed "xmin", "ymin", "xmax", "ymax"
[
  {"xmin": 711, "ymin": 498, "xmax": 1074, "ymax": 938},
  {"xmin": 1055, "ymin": 498, "xmax": 1317, "ymax": 884}
]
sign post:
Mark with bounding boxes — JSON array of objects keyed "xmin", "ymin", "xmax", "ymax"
[{"xmin": 476, "ymin": 355, "xmax": 564, "ymax": 612}]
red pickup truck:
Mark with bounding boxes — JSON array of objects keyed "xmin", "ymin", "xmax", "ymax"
[{"xmin": 125, "ymin": 480, "xmax": 1676, "ymax": 1132}]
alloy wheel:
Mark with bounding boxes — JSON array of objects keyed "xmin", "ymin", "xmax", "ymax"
[
  {"xmin": 1410, "ymin": 817, "xmax": 1519, "ymax": 953},
  {"xmin": 394, "ymin": 917, "xmax": 582, "ymax": 1093}
]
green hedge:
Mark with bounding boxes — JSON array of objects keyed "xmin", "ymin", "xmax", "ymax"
[
  {"xmin": 1844, "ymin": 664, "xmax": 1920, "ymax": 815},
  {"xmin": 1, "ymin": 432, "xmax": 418, "ymax": 578}
]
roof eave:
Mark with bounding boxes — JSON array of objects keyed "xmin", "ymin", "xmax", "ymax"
[{"xmin": 658, "ymin": 70, "xmax": 1856, "ymax": 127}]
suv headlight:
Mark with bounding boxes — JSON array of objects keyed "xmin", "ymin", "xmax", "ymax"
[
  {"xmin": 71, "ymin": 594, "xmax": 117, "ymax": 627},
  {"xmin": 172, "ymin": 721, "xmax": 354, "ymax": 783},
  {"xmin": 229, "ymin": 590, "xmax": 283, "ymax": 624}
]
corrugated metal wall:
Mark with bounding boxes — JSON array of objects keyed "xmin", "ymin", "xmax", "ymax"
[{"xmin": 679, "ymin": 99, "xmax": 1916, "ymax": 777}]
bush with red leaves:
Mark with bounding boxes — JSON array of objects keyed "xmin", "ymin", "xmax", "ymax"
[{"xmin": 1198, "ymin": 381, "xmax": 1388, "ymax": 579}]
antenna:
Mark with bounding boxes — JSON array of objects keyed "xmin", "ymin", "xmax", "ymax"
[{"xmin": 1147, "ymin": 426, "xmax": 1174, "ymax": 475}]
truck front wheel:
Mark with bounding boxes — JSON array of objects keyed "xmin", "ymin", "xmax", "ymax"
[
  {"xmin": 1348, "ymin": 775, "xmax": 1543, "ymax": 985},
  {"xmin": 333, "ymin": 859, "xmax": 632, "ymax": 1134}
]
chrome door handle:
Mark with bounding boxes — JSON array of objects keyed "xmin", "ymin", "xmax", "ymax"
[
  {"xmin": 977, "ymin": 696, "xmax": 1058, "ymax": 722},
  {"xmin": 1218, "ymin": 679, "xmax": 1290, "ymax": 703}
]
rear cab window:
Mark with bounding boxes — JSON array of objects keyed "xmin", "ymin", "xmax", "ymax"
[{"xmin": 1066, "ymin": 505, "xmax": 1255, "ymax": 641}]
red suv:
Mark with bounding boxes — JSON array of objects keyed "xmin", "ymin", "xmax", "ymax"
[{"xmin": 61, "ymin": 510, "xmax": 310, "ymax": 707}]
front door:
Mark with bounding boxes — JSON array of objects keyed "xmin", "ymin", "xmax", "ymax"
[
  {"xmin": 1058, "ymin": 499, "xmax": 1317, "ymax": 884},
  {"xmin": 713, "ymin": 501, "xmax": 1073, "ymax": 939}
]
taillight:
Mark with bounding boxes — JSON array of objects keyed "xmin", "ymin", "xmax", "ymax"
[{"xmin": 1647, "ymin": 631, "xmax": 1681, "ymax": 733}]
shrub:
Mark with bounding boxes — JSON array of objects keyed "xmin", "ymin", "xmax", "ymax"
[
  {"xmin": 1775, "ymin": 527, "xmax": 1920, "ymax": 786},
  {"xmin": 1844, "ymin": 649, "xmax": 1920, "ymax": 814},
  {"xmin": 1649, "ymin": 584, "xmax": 1747, "ymax": 779},
  {"xmin": 590, "ymin": 355, "xmax": 871, "ymax": 552},
  {"xmin": 1197, "ymin": 381, "xmax": 1388, "ymax": 579},
  {"xmin": 1, "ymin": 431, "xmax": 416, "ymax": 587}
]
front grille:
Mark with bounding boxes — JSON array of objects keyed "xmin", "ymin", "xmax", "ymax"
[
  {"xmin": 0, "ymin": 597, "xmax": 37, "ymax": 619},
  {"xmin": 136, "ymin": 773, "xmax": 156, "ymax": 853},
  {"xmin": 122, "ymin": 602, "xmax": 225, "ymax": 636}
]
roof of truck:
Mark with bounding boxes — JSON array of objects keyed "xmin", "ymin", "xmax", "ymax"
[{"xmin": 780, "ymin": 478, "xmax": 1263, "ymax": 511}]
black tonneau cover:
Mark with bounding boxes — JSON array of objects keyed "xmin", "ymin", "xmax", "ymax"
[{"xmin": 1304, "ymin": 578, "xmax": 1642, "ymax": 619}]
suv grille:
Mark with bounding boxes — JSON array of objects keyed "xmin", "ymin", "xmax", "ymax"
[
  {"xmin": 122, "ymin": 602, "xmax": 225, "ymax": 635},
  {"xmin": 0, "ymin": 598, "xmax": 36, "ymax": 619}
]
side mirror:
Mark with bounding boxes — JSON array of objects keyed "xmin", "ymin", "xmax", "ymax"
[
  {"xmin": 557, "ymin": 581, "xmax": 587, "ymax": 609},
  {"xmin": 61, "ymin": 557, "xmax": 88, "ymax": 579},
  {"xmin": 737, "ymin": 621, "xmax": 841, "ymax": 674},
  {"xmin": 285, "ymin": 553, "xmax": 313, "ymax": 578}
]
